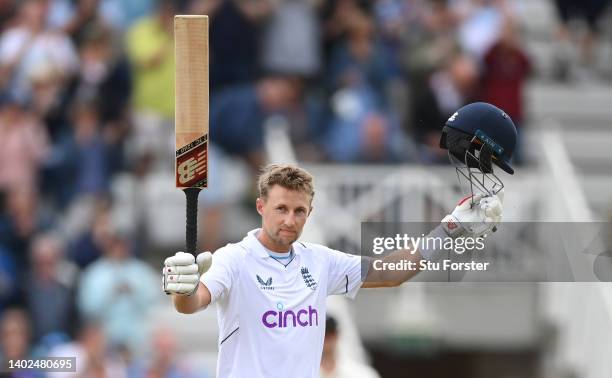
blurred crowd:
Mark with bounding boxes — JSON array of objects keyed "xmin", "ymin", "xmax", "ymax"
[{"xmin": 0, "ymin": 0, "xmax": 609, "ymax": 376}]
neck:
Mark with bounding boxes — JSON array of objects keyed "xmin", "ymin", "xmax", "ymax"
[{"xmin": 256, "ymin": 229, "xmax": 291, "ymax": 253}]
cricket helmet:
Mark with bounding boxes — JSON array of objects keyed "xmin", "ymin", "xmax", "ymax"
[{"xmin": 439, "ymin": 102, "xmax": 517, "ymax": 196}]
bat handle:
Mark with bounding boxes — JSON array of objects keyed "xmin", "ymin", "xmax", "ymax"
[{"xmin": 184, "ymin": 187, "xmax": 201, "ymax": 255}]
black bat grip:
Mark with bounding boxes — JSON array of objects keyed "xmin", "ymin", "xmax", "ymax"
[{"xmin": 184, "ymin": 187, "xmax": 201, "ymax": 255}]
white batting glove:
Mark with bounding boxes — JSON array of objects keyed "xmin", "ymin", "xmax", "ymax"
[
  {"xmin": 163, "ymin": 251, "xmax": 212, "ymax": 295},
  {"xmin": 441, "ymin": 190, "xmax": 504, "ymax": 238}
]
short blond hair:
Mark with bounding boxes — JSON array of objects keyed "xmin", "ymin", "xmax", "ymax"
[{"xmin": 258, "ymin": 164, "xmax": 314, "ymax": 201}]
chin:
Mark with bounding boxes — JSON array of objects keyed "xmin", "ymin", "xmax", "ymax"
[
  {"xmin": 276, "ymin": 234, "xmax": 297, "ymax": 246},
  {"xmin": 280, "ymin": 237, "xmax": 296, "ymax": 246}
]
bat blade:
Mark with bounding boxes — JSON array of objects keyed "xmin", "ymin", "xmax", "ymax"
[
  {"xmin": 174, "ymin": 15, "xmax": 209, "ymax": 255},
  {"xmin": 175, "ymin": 15, "xmax": 208, "ymax": 190}
]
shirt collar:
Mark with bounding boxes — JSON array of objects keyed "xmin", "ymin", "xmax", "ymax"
[{"xmin": 243, "ymin": 228, "xmax": 302, "ymax": 258}]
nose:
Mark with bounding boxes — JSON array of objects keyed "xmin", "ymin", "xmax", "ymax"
[{"xmin": 283, "ymin": 213, "xmax": 297, "ymax": 228}]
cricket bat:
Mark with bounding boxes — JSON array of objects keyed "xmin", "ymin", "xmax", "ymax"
[{"xmin": 174, "ymin": 15, "xmax": 209, "ymax": 256}]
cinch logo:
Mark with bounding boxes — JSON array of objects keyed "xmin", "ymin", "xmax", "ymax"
[
  {"xmin": 262, "ymin": 306, "xmax": 319, "ymax": 328},
  {"xmin": 257, "ymin": 275, "xmax": 274, "ymax": 291}
]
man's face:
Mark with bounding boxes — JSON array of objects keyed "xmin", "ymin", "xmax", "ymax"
[{"xmin": 256, "ymin": 185, "xmax": 312, "ymax": 251}]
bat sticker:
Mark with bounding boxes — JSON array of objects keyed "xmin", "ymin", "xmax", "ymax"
[{"xmin": 176, "ymin": 134, "xmax": 208, "ymax": 188}]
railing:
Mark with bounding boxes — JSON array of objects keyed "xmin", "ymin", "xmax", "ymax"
[
  {"xmin": 538, "ymin": 123, "xmax": 612, "ymax": 378},
  {"xmin": 303, "ymin": 162, "xmax": 545, "ymax": 347}
]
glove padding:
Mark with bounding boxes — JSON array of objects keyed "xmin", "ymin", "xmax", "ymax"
[
  {"xmin": 441, "ymin": 190, "xmax": 504, "ymax": 238},
  {"xmin": 163, "ymin": 251, "xmax": 212, "ymax": 295}
]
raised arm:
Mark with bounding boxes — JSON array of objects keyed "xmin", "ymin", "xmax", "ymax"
[
  {"xmin": 362, "ymin": 192, "xmax": 503, "ymax": 288},
  {"xmin": 172, "ymin": 282, "xmax": 212, "ymax": 314}
]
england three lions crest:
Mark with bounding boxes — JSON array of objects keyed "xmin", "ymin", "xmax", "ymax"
[{"xmin": 300, "ymin": 267, "xmax": 317, "ymax": 291}]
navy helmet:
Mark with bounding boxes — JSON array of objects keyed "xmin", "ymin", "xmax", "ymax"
[{"xmin": 440, "ymin": 102, "xmax": 517, "ymax": 175}]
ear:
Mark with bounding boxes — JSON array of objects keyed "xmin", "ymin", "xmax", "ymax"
[{"xmin": 256, "ymin": 197, "xmax": 264, "ymax": 216}]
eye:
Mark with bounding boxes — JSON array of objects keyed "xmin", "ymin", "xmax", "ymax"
[
  {"xmin": 276, "ymin": 206, "xmax": 287, "ymax": 213},
  {"xmin": 296, "ymin": 208, "xmax": 307, "ymax": 216}
]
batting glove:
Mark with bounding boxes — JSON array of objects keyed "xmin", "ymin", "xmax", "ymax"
[
  {"xmin": 441, "ymin": 190, "xmax": 504, "ymax": 238},
  {"xmin": 163, "ymin": 251, "xmax": 212, "ymax": 296}
]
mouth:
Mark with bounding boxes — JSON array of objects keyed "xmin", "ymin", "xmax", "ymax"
[{"xmin": 279, "ymin": 230, "xmax": 296, "ymax": 235}]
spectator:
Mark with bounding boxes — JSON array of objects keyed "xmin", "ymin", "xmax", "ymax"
[
  {"xmin": 25, "ymin": 233, "xmax": 79, "ymax": 341},
  {"xmin": 47, "ymin": 0, "xmax": 157, "ymax": 34},
  {"xmin": 401, "ymin": 0, "xmax": 460, "ymax": 81},
  {"xmin": 210, "ymin": 75, "xmax": 303, "ymax": 168},
  {"xmin": 202, "ymin": 0, "xmax": 270, "ymax": 90},
  {"xmin": 28, "ymin": 56, "xmax": 74, "ymax": 143},
  {"xmin": 98, "ymin": 0, "xmax": 157, "ymax": 32},
  {"xmin": 125, "ymin": 0, "xmax": 178, "ymax": 168},
  {"xmin": 0, "ymin": 97, "xmax": 49, "ymax": 191},
  {"xmin": 56, "ymin": 0, "xmax": 101, "ymax": 46},
  {"xmin": 0, "ymin": 0, "xmax": 17, "ymax": 32},
  {"xmin": 453, "ymin": 0, "xmax": 507, "ymax": 60},
  {"xmin": 326, "ymin": 8, "xmax": 396, "ymax": 103},
  {"xmin": 129, "ymin": 326, "xmax": 202, "ymax": 378},
  {"xmin": 74, "ymin": 25, "xmax": 130, "ymax": 176},
  {"xmin": 0, "ymin": 308, "xmax": 41, "ymax": 377},
  {"xmin": 48, "ymin": 321, "xmax": 126, "ymax": 378},
  {"xmin": 262, "ymin": 0, "xmax": 321, "ymax": 77},
  {"xmin": 481, "ymin": 17, "xmax": 531, "ymax": 164},
  {"xmin": 74, "ymin": 24, "xmax": 132, "ymax": 127},
  {"xmin": 0, "ymin": 247, "xmax": 18, "ymax": 310},
  {"xmin": 552, "ymin": 0, "xmax": 611, "ymax": 80},
  {"xmin": 0, "ymin": 0, "xmax": 79, "ymax": 104},
  {"xmin": 323, "ymin": 85, "xmax": 408, "ymax": 162},
  {"xmin": 320, "ymin": 4, "xmax": 408, "ymax": 163},
  {"xmin": 71, "ymin": 100, "xmax": 112, "ymax": 196},
  {"xmin": 321, "ymin": 0, "xmax": 373, "ymax": 61},
  {"xmin": 45, "ymin": 100, "xmax": 112, "ymax": 208},
  {"xmin": 320, "ymin": 315, "xmax": 379, "ymax": 378},
  {"xmin": 410, "ymin": 53, "xmax": 479, "ymax": 163},
  {"xmin": 0, "ymin": 187, "xmax": 52, "ymax": 273},
  {"xmin": 372, "ymin": 0, "xmax": 411, "ymax": 49},
  {"xmin": 126, "ymin": 0, "xmax": 177, "ymax": 120},
  {"xmin": 68, "ymin": 198, "xmax": 113, "ymax": 269},
  {"xmin": 77, "ymin": 228, "xmax": 159, "ymax": 353}
]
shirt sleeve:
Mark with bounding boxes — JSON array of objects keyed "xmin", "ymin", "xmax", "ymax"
[
  {"xmin": 325, "ymin": 247, "xmax": 366, "ymax": 299},
  {"xmin": 200, "ymin": 245, "xmax": 243, "ymax": 304}
]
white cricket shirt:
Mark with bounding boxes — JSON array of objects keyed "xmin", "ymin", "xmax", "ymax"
[{"xmin": 201, "ymin": 229, "xmax": 364, "ymax": 378}]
